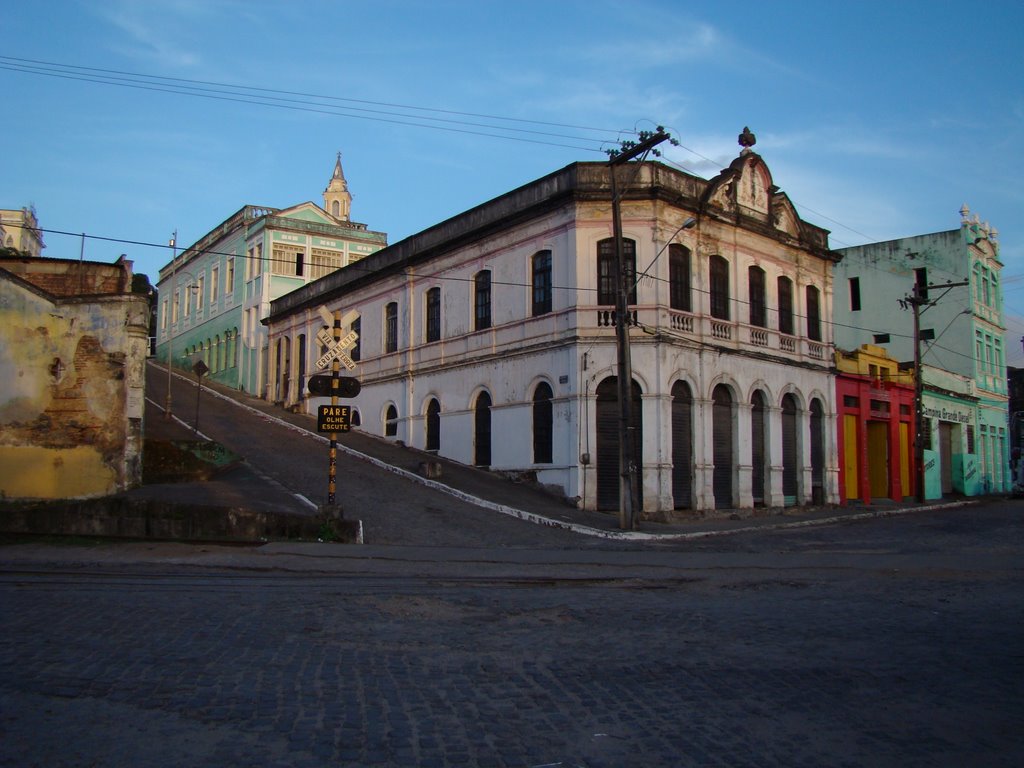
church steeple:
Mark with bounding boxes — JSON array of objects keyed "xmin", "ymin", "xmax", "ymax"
[{"xmin": 323, "ymin": 152, "xmax": 352, "ymax": 221}]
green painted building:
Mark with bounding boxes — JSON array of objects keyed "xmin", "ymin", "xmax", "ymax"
[{"xmin": 155, "ymin": 155, "xmax": 386, "ymax": 399}]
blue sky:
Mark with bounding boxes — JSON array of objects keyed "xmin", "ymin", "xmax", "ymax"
[{"xmin": 3, "ymin": 0, "xmax": 1023, "ymax": 360}]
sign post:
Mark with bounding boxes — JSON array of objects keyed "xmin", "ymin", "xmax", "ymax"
[
  {"xmin": 192, "ymin": 359, "xmax": 209, "ymax": 434},
  {"xmin": 312, "ymin": 306, "xmax": 360, "ymax": 508}
]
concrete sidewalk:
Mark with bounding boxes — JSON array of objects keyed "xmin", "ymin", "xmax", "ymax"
[{"xmin": 142, "ymin": 362, "xmax": 979, "ymax": 543}]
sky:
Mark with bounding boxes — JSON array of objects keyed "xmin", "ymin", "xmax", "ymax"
[{"xmin": 3, "ymin": 0, "xmax": 1023, "ymax": 362}]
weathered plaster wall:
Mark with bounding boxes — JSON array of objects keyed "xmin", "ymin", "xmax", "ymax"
[{"xmin": 0, "ymin": 267, "xmax": 149, "ymax": 500}]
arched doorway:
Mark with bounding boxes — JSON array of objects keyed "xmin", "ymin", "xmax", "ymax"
[
  {"xmin": 810, "ymin": 398, "xmax": 825, "ymax": 505},
  {"xmin": 474, "ymin": 391, "xmax": 492, "ymax": 467},
  {"xmin": 671, "ymin": 380, "xmax": 693, "ymax": 509},
  {"xmin": 781, "ymin": 394, "xmax": 799, "ymax": 506},
  {"xmin": 425, "ymin": 398, "xmax": 441, "ymax": 452},
  {"xmin": 712, "ymin": 384, "xmax": 734, "ymax": 509},
  {"xmin": 595, "ymin": 377, "xmax": 643, "ymax": 512},
  {"xmin": 751, "ymin": 390, "xmax": 768, "ymax": 506}
]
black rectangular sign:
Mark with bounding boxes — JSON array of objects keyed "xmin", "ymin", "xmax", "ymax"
[
  {"xmin": 317, "ymin": 405, "xmax": 351, "ymax": 433},
  {"xmin": 308, "ymin": 374, "xmax": 361, "ymax": 398}
]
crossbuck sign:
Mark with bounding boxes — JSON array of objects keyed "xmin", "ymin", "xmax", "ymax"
[{"xmin": 315, "ymin": 306, "xmax": 359, "ymax": 371}]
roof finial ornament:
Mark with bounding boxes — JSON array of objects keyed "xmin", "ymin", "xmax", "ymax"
[
  {"xmin": 738, "ymin": 126, "xmax": 756, "ymax": 153},
  {"xmin": 333, "ymin": 151, "xmax": 345, "ymax": 180}
]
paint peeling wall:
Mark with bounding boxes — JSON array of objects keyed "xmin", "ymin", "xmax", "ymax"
[{"xmin": 0, "ymin": 258, "xmax": 150, "ymax": 500}]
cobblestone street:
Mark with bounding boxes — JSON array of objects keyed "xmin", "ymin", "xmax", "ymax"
[{"xmin": 2, "ymin": 505, "xmax": 1022, "ymax": 767}]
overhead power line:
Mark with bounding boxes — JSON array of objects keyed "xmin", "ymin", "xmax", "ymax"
[
  {"xmin": 0, "ymin": 55, "xmax": 623, "ymax": 153},
  {"xmin": 9, "ymin": 222, "xmax": 981, "ymax": 364},
  {"xmin": 3, "ymin": 55, "xmax": 973, "ymax": 258}
]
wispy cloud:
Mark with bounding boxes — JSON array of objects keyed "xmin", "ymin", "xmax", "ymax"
[
  {"xmin": 94, "ymin": 0, "xmax": 269, "ymax": 71},
  {"xmin": 97, "ymin": 1, "xmax": 206, "ymax": 69}
]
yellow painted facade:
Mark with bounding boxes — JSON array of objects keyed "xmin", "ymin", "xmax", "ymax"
[
  {"xmin": 0, "ymin": 445, "xmax": 118, "ymax": 498},
  {"xmin": 835, "ymin": 343, "xmax": 904, "ymax": 384}
]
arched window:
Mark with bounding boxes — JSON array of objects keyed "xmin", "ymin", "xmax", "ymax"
[
  {"xmin": 384, "ymin": 404, "xmax": 398, "ymax": 437},
  {"xmin": 474, "ymin": 270, "xmax": 492, "ymax": 331},
  {"xmin": 474, "ymin": 391, "xmax": 491, "ymax": 467},
  {"xmin": 597, "ymin": 238, "xmax": 636, "ymax": 306},
  {"xmin": 712, "ymin": 384, "xmax": 734, "ymax": 508},
  {"xmin": 806, "ymin": 285, "xmax": 822, "ymax": 341},
  {"xmin": 810, "ymin": 398, "xmax": 825, "ymax": 504},
  {"xmin": 384, "ymin": 302, "xmax": 398, "ymax": 353},
  {"xmin": 751, "ymin": 390, "xmax": 768, "ymax": 506},
  {"xmin": 425, "ymin": 288, "xmax": 441, "ymax": 343},
  {"xmin": 669, "ymin": 244, "xmax": 691, "ymax": 311},
  {"xmin": 709, "ymin": 255, "xmax": 729, "ymax": 320},
  {"xmin": 532, "ymin": 382, "xmax": 553, "ymax": 464},
  {"xmin": 781, "ymin": 394, "xmax": 799, "ymax": 504},
  {"xmin": 671, "ymin": 381, "xmax": 693, "ymax": 509},
  {"xmin": 350, "ymin": 409, "xmax": 361, "ymax": 428},
  {"xmin": 595, "ymin": 377, "xmax": 643, "ymax": 511},
  {"xmin": 777, "ymin": 276, "xmax": 794, "ymax": 335},
  {"xmin": 425, "ymin": 398, "xmax": 441, "ymax": 452},
  {"xmin": 350, "ymin": 316, "xmax": 361, "ymax": 362},
  {"xmin": 748, "ymin": 266, "xmax": 766, "ymax": 327},
  {"xmin": 532, "ymin": 250, "xmax": 552, "ymax": 316}
]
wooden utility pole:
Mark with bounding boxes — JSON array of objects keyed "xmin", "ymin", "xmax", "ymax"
[
  {"xmin": 608, "ymin": 129, "xmax": 671, "ymax": 530},
  {"xmin": 904, "ymin": 279, "xmax": 969, "ymax": 502}
]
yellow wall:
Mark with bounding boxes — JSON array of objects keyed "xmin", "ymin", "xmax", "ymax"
[
  {"xmin": 0, "ymin": 445, "xmax": 117, "ymax": 499},
  {"xmin": 867, "ymin": 422, "xmax": 889, "ymax": 497},
  {"xmin": 900, "ymin": 422, "xmax": 911, "ymax": 498}
]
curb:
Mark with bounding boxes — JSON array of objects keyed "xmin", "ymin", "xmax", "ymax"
[{"xmin": 169, "ymin": 366, "xmax": 983, "ymax": 542}]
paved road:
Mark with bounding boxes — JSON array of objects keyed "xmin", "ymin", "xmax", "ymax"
[
  {"xmin": 145, "ymin": 363, "xmax": 594, "ymax": 549},
  {"xmin": 2, "ymin": 502, "xmax": 1022, "ymax": 767}
]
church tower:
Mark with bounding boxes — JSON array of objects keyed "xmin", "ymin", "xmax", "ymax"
[{"xmin": 323, "ymin": 152, "xmax": 352, "ymax": 222}]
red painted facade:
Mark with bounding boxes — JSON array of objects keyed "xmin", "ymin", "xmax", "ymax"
[{"xmin": 836, "ymin": 373, "xmax": 917, "ymax": 504}]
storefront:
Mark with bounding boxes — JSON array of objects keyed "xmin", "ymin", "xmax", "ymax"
[
  {"xmin": 836, "ymin": 346, "xmax": 915, "ymax": 504},
  {"xmin": 920, "ymin": 389, "xmax": 979, "ymax": 499}
]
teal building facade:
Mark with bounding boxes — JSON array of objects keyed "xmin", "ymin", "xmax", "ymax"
[
  {"xmin": 155, "ymin": 156, "xmax": 386, "ymax": 398},
  {"xmin": 834, "ymin": 207, "xmax": 1009, "ymax": 496}
]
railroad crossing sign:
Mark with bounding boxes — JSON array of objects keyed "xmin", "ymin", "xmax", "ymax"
[{"xmin": 315, "ymin": 305, "xmax": 359, "ymax": 371}]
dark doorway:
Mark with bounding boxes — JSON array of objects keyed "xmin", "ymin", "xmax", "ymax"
[{"xmin": 596, "ymin": 377, "xmax": 643, "ymax": 512}]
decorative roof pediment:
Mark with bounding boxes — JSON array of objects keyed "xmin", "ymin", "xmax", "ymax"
[
  {"xmin": 703, "ymin": 130, "xmax": 773, "ymax": 220},
  {"xmin": 770, "ymin": 191, "xmax": 802, "ymax": 238},
  {"xmin": 274, "ymin": 201, "xmax": 334, "ymax": 224},
  {"xmin": 700, "ymin": 128, "xmax": 832, "ymax": 252}
]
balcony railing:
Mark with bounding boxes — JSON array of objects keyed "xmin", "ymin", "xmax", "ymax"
[
  {"xmin": 596, "ymin": 309, "xmax": 637, "ymax": 327},
  {"xmin": 660, "ymin": 309, "xmax": 827, "ymax": 364}
]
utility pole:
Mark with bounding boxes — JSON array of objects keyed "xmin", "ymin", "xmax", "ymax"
[
  {"xmin": 903, "ymin": 278, "xmax": 969, "ymax": 502},
  {"xmin": 164, "ymin": 231, "xmax": 177, "ymax": 420},
  {"xmin": 608, "ymin": 128, "xmax": 672, "ymax": 530}
]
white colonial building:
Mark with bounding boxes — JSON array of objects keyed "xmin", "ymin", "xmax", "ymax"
[{"xmin": 265, "ymin": 132, "xmax": 841, "ymax": 518}]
